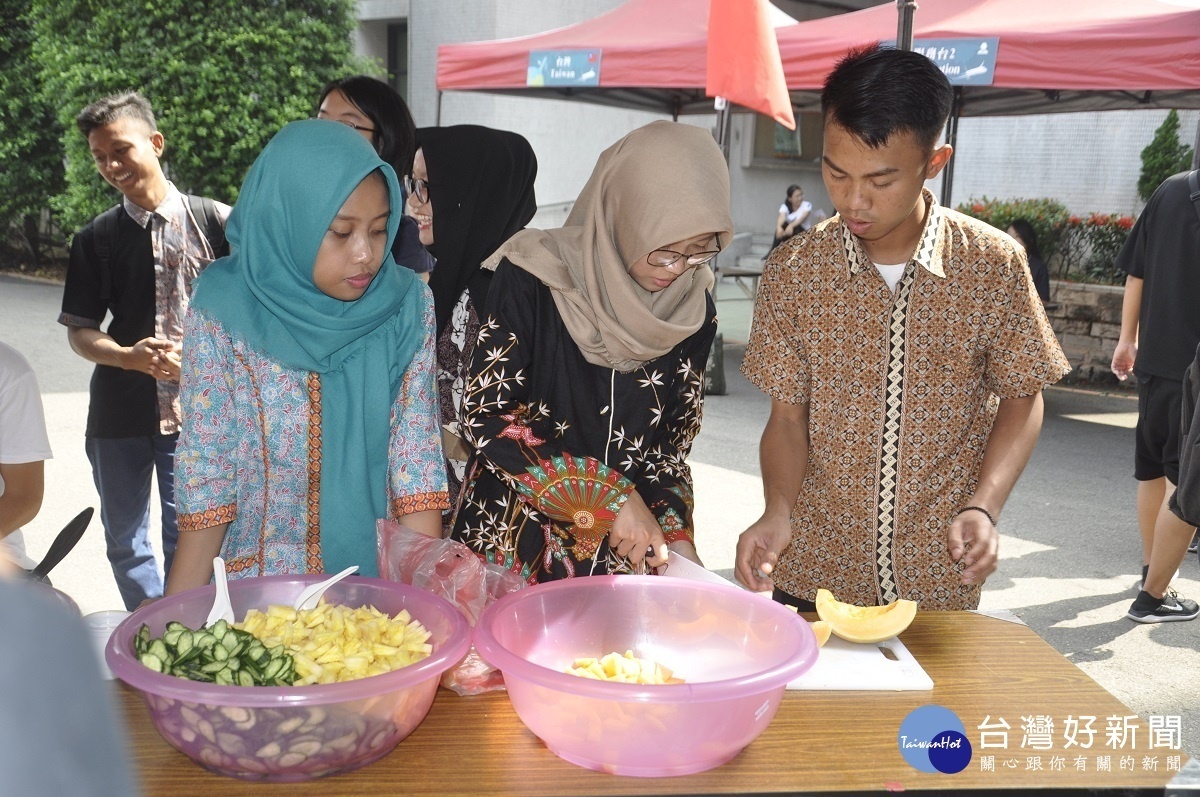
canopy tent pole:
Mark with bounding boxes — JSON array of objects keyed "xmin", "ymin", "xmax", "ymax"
[
  {"xmin": 435, "ymin": 90, "xmax": 443, "ymax": 127},
  {"xmin": 1193, "ymin": 118, "xmax": 1200, "ymax": 170},
  {"xmin": 896, "ymin": 0, "xmax": 917, "ymax": 51},
  {"xmin": 707, "ymin": 94, "xmax": 735, "ymax": 396},
  {"xmin": 714, "ymin": 96, "xmax": 732, "ymax": 160}
]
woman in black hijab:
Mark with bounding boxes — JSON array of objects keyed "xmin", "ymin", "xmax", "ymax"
[{"xmin": 405, "ymin": 125, "xmax": 538, "ymax": 523}]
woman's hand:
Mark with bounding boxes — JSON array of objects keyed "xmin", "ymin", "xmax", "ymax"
[{"xmin": 610, "ymin": 491, "xmax": 668, "ymax": 568}]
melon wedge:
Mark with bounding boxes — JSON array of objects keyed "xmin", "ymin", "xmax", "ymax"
[
  {"xmin": 809, "ymin": 620, "xmax": 832, "ymax": 648},
  {"xmin": 814, "ymin": 588, "xmax": 917, "ymax": 644}
]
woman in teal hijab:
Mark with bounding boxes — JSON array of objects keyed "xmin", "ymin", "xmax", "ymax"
[{"xmin": 165, "ymin": 119, "xmax": 447, "ymax": 594}]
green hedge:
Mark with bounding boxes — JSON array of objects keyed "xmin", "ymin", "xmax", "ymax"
[{"xmin": 957, "ymin": 197, "xmax": 1134, "ymax": 286}]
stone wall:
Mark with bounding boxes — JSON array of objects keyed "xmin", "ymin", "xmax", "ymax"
[{"xmin": 1045, "ymin": 280, "xmax": 1131, "ymax": 389}]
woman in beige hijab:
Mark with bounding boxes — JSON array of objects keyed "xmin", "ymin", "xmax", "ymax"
[{"xmin": 450, "ymin": 121, "xmax": 734, "ymax": 583}]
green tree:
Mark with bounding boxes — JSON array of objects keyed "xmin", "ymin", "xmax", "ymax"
[
  {"xmin": 0, "ymin": 0, "xmax": 67, "ymax": 267},
  {"xmin": 27, "ymin": 0, "xmax": 371, "ymax": 233},
  {"xmin": 1137, "ymin": 109, "xmax": 1194, "ymax": 202}
]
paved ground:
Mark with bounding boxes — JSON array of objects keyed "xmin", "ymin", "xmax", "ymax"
[{"xmin": 4, "ymin": 272, "xmax": 1198, "ymax": 758}]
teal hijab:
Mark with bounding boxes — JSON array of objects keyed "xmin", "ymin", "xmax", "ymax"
[{"xmin": 190, "ymin": 119, "xmax": 425, "ymax": 577}]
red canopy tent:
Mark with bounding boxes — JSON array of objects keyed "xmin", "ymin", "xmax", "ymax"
[
  {"xmin": 435, "ymin": 0, "xmax": 800, "ymax": 118},
  {"xmin": 777, "ymin": 0, "xmax": 1200, "ymax": 115},
  {"xmin": 438, "ymin": 0, "xmax": 1200, "ymax": 118}
]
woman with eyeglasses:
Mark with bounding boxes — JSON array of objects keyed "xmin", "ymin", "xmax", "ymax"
[
  {"xmin": 449, "ymin": 121, "xmax": 733, "ymax": 583},
  {"xmin": 316, "ymin": 76, "xmax": 435, "ymax": 280},
  {"xmin": 404, "ymin": 125, "xmax": 538, "ymax": 527}
]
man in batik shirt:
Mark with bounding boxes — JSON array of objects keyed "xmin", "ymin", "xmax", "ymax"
[{"xmin": 735, "ymin": 45, "xmax": 1070, "ymax": 611}]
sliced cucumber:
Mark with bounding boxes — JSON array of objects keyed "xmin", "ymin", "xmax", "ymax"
[{"xmin": 134, "ymin": 620, "xmax": 296, "ymax": 687}]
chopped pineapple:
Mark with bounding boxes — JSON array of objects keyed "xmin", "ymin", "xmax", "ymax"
[
  {"xmin": 236, "ymin": 599, "xmax": 432, "ymax": 685},
  {"xmin": 565, "ymin": 650, "xmax": 684, "ymax": 684}
]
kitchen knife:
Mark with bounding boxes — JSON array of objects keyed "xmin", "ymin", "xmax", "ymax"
[
  {"xmin": 663, "ymin": 550, "xmax": 748, "ymax": 589},
  {"xmin": 29, "ymin": 507, "xmax": 94, "ymax": 583}
]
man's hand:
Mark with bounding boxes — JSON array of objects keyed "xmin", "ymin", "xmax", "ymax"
[
  {"xmin": 947, "ymin": 507, "xmax": 999, "ymax": 584},
  {"xmin": 151, "ymin": 341, "xmax": 183, "ymax": 382},
  {"xmin": 610, "ymin": 491, "xmax": 668, "ymax": 569},
  {"xmin": 1111, "ymin": 340, "xmax": 1137, "ymax": 381},
  {"xmin": 124, "ymin": 337, "xmax": 177, "ymax": 380},
  {"xmin": 735, "ymin": 511, "xmax": 792, "ymax": 593}
]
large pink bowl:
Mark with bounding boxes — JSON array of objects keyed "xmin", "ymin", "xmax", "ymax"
[
  {"xmin": 106, "ymin": 574, "xmax": 470, "ymax": 781},
  {"xmin": 474, "ymin": 575, "xmax": 817, "ymax": 777}
]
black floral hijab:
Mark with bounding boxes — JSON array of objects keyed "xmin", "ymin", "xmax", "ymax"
[{"xmin": 415, "ymin": 125, "xmax": 538, "ymax": 334}]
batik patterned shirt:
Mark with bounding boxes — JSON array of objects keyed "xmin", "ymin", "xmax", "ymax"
[
  {"xmin": 742, "ymin": 190, "xmax": 1070, "ymax": 610},
  {"xmin": 123, "ymin": 184, "xmax": 229, "ymax": 434},
  {"xmin": 175, "ymin": 297, "xmax": 449, "ymax": 578}
]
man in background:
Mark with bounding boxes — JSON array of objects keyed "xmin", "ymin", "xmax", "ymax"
[{"xmin": 1111, "ymin": 169, "xmax": 1200, "ymax": 623}]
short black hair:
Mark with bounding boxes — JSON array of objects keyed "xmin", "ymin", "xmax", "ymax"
[
  {"xmin": 76, "ymin": 91, "xmax": 157, "ymax": 138},
  {"xmin": 821, "ymin": 44, "xmax": 952, "ymax": 152},
  {"xmin": 317, "ymin": 75, "xmax": 417, "ymax": 176}
]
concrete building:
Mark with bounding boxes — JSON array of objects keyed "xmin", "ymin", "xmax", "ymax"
[{"xmin": 352, "ymin": 1, "xmax": 1200, "ymax": 236}]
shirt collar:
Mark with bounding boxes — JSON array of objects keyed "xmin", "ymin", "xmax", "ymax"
[
  {"xmin": 123, "ymin": 182, "xmax": 182, "ymax": 229},
  {"xmin": 840, "ymin": 187, "xmax": 946, "ymax": 279}
]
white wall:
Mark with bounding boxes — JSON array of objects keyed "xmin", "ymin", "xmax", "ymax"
[{"xmin": 945, "ymin": 110, "xmax": 1200, "ymax": 216}]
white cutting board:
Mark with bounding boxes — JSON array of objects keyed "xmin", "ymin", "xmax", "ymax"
[
  {"xmin": 661, "ymin": 555, "xmax": 933, "ymax": 691},
  {"xmin": 788, "ymin": 634, "xmax": 933, "ymax": 691}
]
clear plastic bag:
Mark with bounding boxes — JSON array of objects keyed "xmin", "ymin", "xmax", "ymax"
[{"xmin": 376, "ymin": 519, "xmax": 523, "ymax": 695}]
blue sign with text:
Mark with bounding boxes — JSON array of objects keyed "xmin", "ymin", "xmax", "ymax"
[
  {"xmin": 527, "ymin": 49, "xmax": 602, "ymax": 87},
  {"xmin": 884, "ymin": 38, "xmax": 999, "ymax": 86}
]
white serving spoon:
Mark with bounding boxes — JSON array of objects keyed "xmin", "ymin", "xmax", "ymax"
[
  {"xmin": 205, "ymin": 556, "xmax": 234, "ymax": 626},
  {"xmin": 292, "ymin": 565, "xmax": 359, "ymax": 611}
]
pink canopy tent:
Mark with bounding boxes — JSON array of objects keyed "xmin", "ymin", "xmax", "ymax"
[
  {"xmin": 438, "ymin": 0, "xmax": 1200, "ymax": 118},
  {"xmin": 778, "ymin": 0, "xmax": 1200, "ymax": 115},
  {"xmin": 775, "ymin": 0, "xmax": 1200, "ymax": 199},
  {"xmin": 435, "ymin": 0, "xmax": 802, "ymax": 118}
]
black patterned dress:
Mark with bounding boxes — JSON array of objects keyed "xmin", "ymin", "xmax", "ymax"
[{"xmin": 450, "ymin": 260, "xmax": 716, "ymax": 583}]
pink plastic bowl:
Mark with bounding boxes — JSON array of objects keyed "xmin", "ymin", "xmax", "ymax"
[
  {"xmin": 474, "ymin": 575, "xmax": 818, "ymax": 777},
  {"xmin": 106, "ymin": 574, "xmax": 470, "ymax": 781}
]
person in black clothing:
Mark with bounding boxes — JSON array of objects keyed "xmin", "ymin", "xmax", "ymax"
[
  {"xmin": 404, "ymin": 125, "xmax": 538, "ymax": 528},
  {"xmin": 316, "ymin": 75, "xmax": 435, "ymax": 279},
  {"xmin": 450, "ymin": 121, "xmax": 733, "ymax": 582},
  {"xmin": 1111, "ymin": 170, "xmax": 1200, "ymax": 623},
  {"xmin": 1007, "ymin": 218, "xmax": 1051, "ymax": 305},
  {"xmin": 58, "ymin": 91, "xmax": 230, "ymax": 609}
]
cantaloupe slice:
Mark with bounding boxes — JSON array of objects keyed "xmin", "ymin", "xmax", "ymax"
[
  {"xmin": 809, "ymin": 620, "xmax": 832, "ymax": 648},
  {"xmin": 814, "ymin": 588, "xmax": 917, "ymax": 644}
]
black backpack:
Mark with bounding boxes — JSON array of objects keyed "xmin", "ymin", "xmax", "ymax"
[{"xmin": 92, "ymin": 194, "xmax": 229, "ymax": 303}]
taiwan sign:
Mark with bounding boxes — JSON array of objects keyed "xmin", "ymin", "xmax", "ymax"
[{"xmin": 527, "ymin": 50, "xmax": 602, "ymax": 87}]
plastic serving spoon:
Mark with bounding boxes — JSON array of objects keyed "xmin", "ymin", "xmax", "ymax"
[
  {"xmin": 205, "ymin": 556, "xmax": 234, "ymax": 627},
  {"xmin": 292, "ymin": 565, "xmax": 359, "ymax": 611}
]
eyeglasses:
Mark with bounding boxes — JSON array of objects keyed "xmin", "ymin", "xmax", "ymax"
[
  {"xmin": 645, "ymin": 241, "xmax": 722, "ymax": 269},
  {"xmin": 403, "ymin": 175, "xmax": 430, "ymax": 204},
  {"xmin": 315, "ymin": 115, "xmax": 376, "ymax": 134}
]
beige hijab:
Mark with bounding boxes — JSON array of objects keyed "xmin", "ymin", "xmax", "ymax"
[{"xmin": 487, "ymin": 121, "xmax": 735, "ymax": 372}]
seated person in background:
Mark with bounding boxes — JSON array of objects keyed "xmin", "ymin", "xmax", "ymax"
[
  {"xmin": 1007, "ymin": 218, "xmax": 1051, "ymax": 304},
  {"xmin": 772, "ymin": 184, "xmax": 812, "ymax": 251},
  {"xmin": 0, "ymin": 340, "xmax": 53, "ymax": 581}
]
